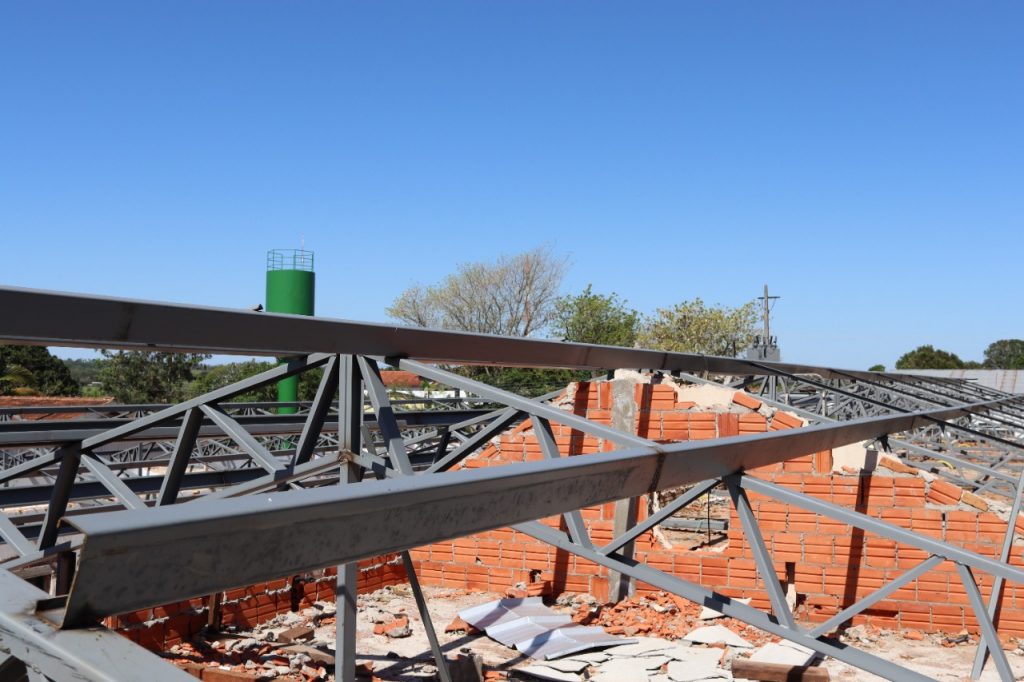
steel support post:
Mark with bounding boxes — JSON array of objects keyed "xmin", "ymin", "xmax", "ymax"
[
  {"xmin": 336, "ymin": 355, "xmax": 361, "ymax": 682},
  {"xmin": 157, "ymin": 407, "xmax": 202, "ymax": 505},
  {"xmin": 400, "ymin": 552, "xmax": 452, "ymax": 682},
  {"xmin": 357, "ymin": 357, "xmax": 413, "ymax": 475},
  {"xmin": 956, "ymin": 563, "xmax": 1014, "ymax": 682},
  {"xmin": 725, "ymin": 477, "xmax": 797, "ymax": 630},
  {"xmin": 534, "ymin": 417, "xmax": 593, "ymax": 549},
  {"xmin": 38, "ymin": 444, "xmax": 81, "ymax": 550},
  {"xmin": 293, "ymin": 355, "xmax": 339, "ymax": 466},
  {"xmin": 972, "ymin": 470, "xmax": 1024, "ymax": 678}
]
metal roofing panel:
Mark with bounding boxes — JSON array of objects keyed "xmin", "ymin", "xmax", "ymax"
[
  {"xmin": 485, "ymin": 615, "xmax": 574, "ymax": 647},
  {"xmin": 459, "ymin": 597, "xmax": 552, "ymax": 630},
  {"xmin": 515, "ymin": 625, "xmax": 636, "ymax": 660}
]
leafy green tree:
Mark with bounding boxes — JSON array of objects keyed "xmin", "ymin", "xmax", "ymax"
[
  {"xmin": 64, "ymin": 358, "xmax": 104, "ymax": 387},
  {"xmin": 869, "ymin": 364, "xmax": 886, "ymax": 372},
  {"xmin": 637, "ymin": 298, "xmax": 759, "ymax": 355},
  {"xmin": 894, "ymin": 345, "xmax": 966, "ymax": 370},
  {"xmin": 187, "ymin": 361, "xmax": 325, "ymax": 403},
  {"xmin": 98, "ymin": 351, "xmax": 209, "ymax": 403},
  {"xmin": 189, "ymin": 360, "xmax": 277, "ymax": 402},
  {"xmin": 0, "ymin": 345, "xmax": 78, "ymax": 396},
  {"xmin": 983, "ymin": 339, "xmax": 1024, "ymax": 369},
  {"xmin": 463, "ymin": 366, "xmax": 583, "ymax": 397},
  {"xmin": 0, "ymin": 363, "xmax": 35, "ymax": 395},
  {"xmin": 552, "ymin": 285, "xmax": 639, "ymax": 347}
]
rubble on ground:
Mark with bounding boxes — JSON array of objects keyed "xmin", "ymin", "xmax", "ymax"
[{"xmin": 165, "ymin": 586, "xmax": 1024, "ymax": 681}]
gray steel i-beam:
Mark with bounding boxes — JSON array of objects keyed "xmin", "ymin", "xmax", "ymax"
[
  {"xmin": 58, "ymin": 398, "xmax": 1005, "ymax": 627},
  {"xmin": 0, "ymin": 285, "xmax": 951, "ymax": 382}
]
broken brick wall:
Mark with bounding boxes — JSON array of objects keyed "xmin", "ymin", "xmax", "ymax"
[
  {"xmin": 111, "ymin": 553, "xmax": 408, "ymax": 650},
  {"xmin": 409, "ymin": 380, "xmax": 1024, "ymax": 637},
  {"xmin": 117, "ymin": 379, "xmax": 1024, "ymax": 653}
]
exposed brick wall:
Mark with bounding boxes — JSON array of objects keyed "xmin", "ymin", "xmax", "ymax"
[
  {"xmin": 112, "ymin": 553, "xmax": 409, "ymax": 650},
  {"xmin": 411, "ymin": 380, "xmax": 1024, "ymax": 637},
  {"xmin": 119, "ymin": 378, "xmax": 1024, "ymax": 652}
]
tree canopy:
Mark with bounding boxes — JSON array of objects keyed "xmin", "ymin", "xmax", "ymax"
[
  {"xmin": 98, "ymin": 351, "xmax": 209, "ymax": 403},
  {"xmin": 637, "ymin": 298, "xmax": 759, "ymax": 355},
  {"xmin": 983, "ymin": 339, "xmax": 1024, "ymax": 369},
  {"xmin": 552, "ymin": 285, "xmax": 639, "ymax": 347},
  {"xmin": 894, "ymin": 345, "xmax": 967, "ymax": 370},
  {"xmin": 187, "ymin": 361, "xmax": 324, "ymax": 403},
  {"xmin": 0, "ymin": 345, "xmax": 78, "ymax": 396}
]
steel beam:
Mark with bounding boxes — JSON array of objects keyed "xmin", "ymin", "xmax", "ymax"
[
  {"xmin": 60, "ymin": 400, "xmax": 997, "ymax": 626},
  {"xmin": 0, "ymin": 570, "xmax": 191, "ymax": 682},
  {"xmin": 0, "ymin": 285, "xmax": 950, "ymax": 381}
]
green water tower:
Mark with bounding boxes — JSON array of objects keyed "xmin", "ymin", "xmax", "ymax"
[{"xmin": 266, "ymin": 249, "xmax": 315, "ymax": 413}]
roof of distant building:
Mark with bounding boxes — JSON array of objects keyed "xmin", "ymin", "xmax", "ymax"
[{"xmin": 897, "ymin": 369, "xmax": 1024, "ymax": 394}]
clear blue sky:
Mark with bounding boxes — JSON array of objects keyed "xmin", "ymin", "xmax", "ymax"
[{"xmin": 2, "ymin": 2, "xmax": 1021, "ymax": 369}]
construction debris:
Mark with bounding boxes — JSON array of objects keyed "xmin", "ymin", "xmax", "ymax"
[
  {"xmin": 684, "ymin": 625, "xmax": 754, "ymax": 649},
  {"xmin": 460, "ymin": 597, "xmax": 634, "ymax": 659},
  {"xmin": 731, "ymin": 659, "xmax": 830, "ymax": 682}
]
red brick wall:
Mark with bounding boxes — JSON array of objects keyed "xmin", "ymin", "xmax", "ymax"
[
  {"xmin": 411, "ymin": 380, "xmax": 1024, "ymax": 636},
  {"xmin": 118, "ymin": 379, "xmax": 1024, "ymax": 651},
  {"xmin": 112, "ymin": 553, "xmax": 409, "ymax": 650}
]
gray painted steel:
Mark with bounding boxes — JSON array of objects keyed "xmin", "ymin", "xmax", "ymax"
[
  {"xmin": 0, "ymin": 285, "xmax": 948, "ymax": 381},
  {"xmin": 61, "ymin": 399, "xmax": 996, "ymax": 626}
]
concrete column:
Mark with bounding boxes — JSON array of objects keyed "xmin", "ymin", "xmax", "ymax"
[{"xmin": 607, "ymin": 378, "xmax": 638, "ymax": 603}]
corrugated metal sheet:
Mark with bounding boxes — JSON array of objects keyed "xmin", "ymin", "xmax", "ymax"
[
  {"xmin": 514, "ymin": 625, "xmax": 634, "ymax": 660},
  {"xmin": 459, "ymin": 597, "xmax": 634, "ymax": 659}
]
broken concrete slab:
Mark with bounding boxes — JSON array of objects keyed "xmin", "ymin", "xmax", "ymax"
[
  {"xmin": 563, "ymin": 651, "xmax": 609, "ymax": 664},
  {"xmin": 699, "ymin": 598, "xmax": 751, "ymax": 620},
  {"xmin": 748, "ymin": 643, "xmax": 814, "ymax": 667},
  {"xmin": 684, "ymin": 625, "xmax": 753, "ymax": 648},
  {"xmin": 665, "ymin": 644, "xmax": 722, "ymax": 663},
  {"xmin": 592, "ymin": 658, "xmax": 651, "ymax": 682},
  {"xmin": 776, "ymin": 640, "xmax": 814, "ymax": 656},
  {"xmin": 603, "ymin": 636, "xmax": 675, "ymax": 657},
  {"xmin": 517, "ymin": 665, "xmax": 581, "ymax": 682},
  {"xmin": 667, "ymin": 658, "xmax": 729, "ymax": 682},
  {"xmin": 639, "ymin": 655, "xmax": 671, "ymax": 670},
  {"xmin": 663, "ymin": 647, "xmax": 729, "ymax": 675},
  {"xmin": 536, "ymin": 659, "xmax": 590, "ymax": 673}
]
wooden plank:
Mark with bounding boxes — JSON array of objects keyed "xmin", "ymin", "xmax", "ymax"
[{"xmin": 731, "ymin": 659, "xmax": 830, "ymax": 682}]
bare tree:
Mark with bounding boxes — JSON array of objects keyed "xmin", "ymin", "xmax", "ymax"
[{"xmin": 387, "ymin": 247, "xmax": 568, "ymax": 338}]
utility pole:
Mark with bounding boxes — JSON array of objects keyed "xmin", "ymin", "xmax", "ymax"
[
  {"xmin": 761, "ymin": 284, "xmax": 780, "ymax": 401},
  {"xmin": 761, "ymin": 284, "xmax": 780, "ymax": 347}
]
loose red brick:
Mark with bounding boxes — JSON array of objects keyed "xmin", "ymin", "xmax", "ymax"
[
  {"xmin": 771, "ymin": 411, "xmax": 803, "ymax": 429},
  {"xmin": 733, "ymin": 391, "xmax": 762, "ymax": 411},
  {"xmin": 927, "ymin": 480, "xmax": 964, "ymax": 506}
]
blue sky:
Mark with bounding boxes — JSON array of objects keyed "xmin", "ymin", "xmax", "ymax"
[{"xmin": 1, "ymin": 2, "xmax": 1021, "ymax": 369}]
